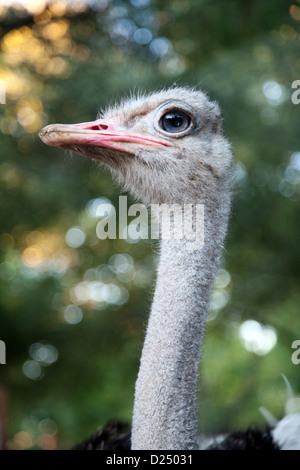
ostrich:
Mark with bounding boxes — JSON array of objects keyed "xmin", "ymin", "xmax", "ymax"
[{"xmin": 39, "ymin": 87, "xmax": 299, "ymax": 450}]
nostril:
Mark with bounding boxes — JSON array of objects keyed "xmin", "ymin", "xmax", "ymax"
[{"xmin": 90, "ymin": 124, "xmax": 109, "ymax": 131}]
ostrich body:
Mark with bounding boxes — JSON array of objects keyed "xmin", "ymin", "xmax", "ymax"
[{"xmin": 39, "ymin": 87, "xmax": 291, "ymax": 450}]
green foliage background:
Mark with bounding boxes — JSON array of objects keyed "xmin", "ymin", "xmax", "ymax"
[{"xmin": 0, "ymin": 0, "xmax": 299, "ymax": 449}]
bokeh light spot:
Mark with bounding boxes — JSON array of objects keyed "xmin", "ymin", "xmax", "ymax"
[
  {"xmin": 65, "ymin": 227, "xmax": 86, "ymax": 248},
  {"xmin": 239, "ymin": 320, "xmax": 277, "ymax": 355}
]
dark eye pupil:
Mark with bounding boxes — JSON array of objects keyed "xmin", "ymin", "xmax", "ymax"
[
  {"xmin": 167, "ymin": 114, "xmax": 183, "ymax": 128},
  {"xmin": 160, "ymin": 111, "xmax": 191, "ymax": 134}
]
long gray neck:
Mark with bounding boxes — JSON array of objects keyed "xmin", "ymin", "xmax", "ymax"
[{"xmin": 131, "ymin": 192, "xmax": 230, "ymax": 450}]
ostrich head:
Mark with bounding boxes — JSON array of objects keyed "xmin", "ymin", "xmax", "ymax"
[
  {"xmin": 39, "ymin": 87, "xmax": 232, "ymax": 205},
  {"xmin": 40, "ymin": 87, "xmax": 234, "ymax": 450}
]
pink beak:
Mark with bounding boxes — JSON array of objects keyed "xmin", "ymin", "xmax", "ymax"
[{"xmin": 39, "ymin": 117, "xmax": 171, "ymax": 155}]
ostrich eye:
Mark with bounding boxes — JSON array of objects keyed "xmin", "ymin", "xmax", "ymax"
[{"xmin": 159, "ymin": 110, "xmax": 191, "ymax": 134}]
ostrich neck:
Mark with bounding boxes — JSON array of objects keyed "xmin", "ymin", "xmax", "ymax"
[{"xmin": 131, "ymin": 193, "xmax": 230, "ymax": 450}]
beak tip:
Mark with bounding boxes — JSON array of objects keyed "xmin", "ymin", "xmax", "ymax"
[
  {"xmin": 39, "ymin": 127, "xmax": 47, "ymax": 143},
  {"xmin": 39, "ymin": 125, "xmax": 56, "ymax": 146}
]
